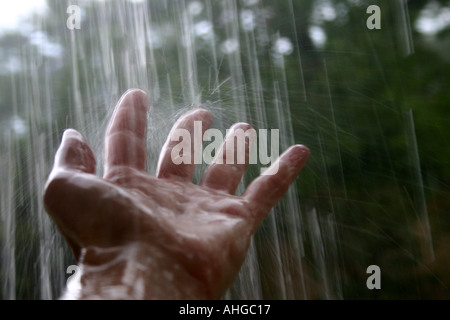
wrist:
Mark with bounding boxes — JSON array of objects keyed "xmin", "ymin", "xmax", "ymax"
[{"xmin": 64, "ymin": 242, "xmax": 210, "ymax": 300}]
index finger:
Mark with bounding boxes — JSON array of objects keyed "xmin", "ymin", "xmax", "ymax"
[{"xmin": 104, "ymin": 89, "xmax": 149, "ymax": 178}]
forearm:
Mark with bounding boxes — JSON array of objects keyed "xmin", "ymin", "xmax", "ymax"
[{"xmin": 62, "ymin": 243, "xmax": 210, "ymax": 300}]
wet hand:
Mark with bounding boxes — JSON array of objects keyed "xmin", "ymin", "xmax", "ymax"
[{"xmin": 43, "ymin": 89, "xmax": 309, "ymax": 299}]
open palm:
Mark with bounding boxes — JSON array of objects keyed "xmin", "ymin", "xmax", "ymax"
[{"xmin": 44, "ymin": 89, "xmax": 309, "ymax": 299}]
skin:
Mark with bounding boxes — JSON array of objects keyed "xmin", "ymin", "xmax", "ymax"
[{"xmin": 43, "ymin": 89, "xmax": 310, "ymax": 300}]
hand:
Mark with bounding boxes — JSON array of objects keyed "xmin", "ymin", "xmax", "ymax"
[{"xmin": 44, "ymin": 89, "xmax": 310, "ymax": 300}]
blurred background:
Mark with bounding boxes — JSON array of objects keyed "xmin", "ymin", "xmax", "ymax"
[{"xmin": 0, "ymin": 0, "xmax": 449, "ymax": 299}]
